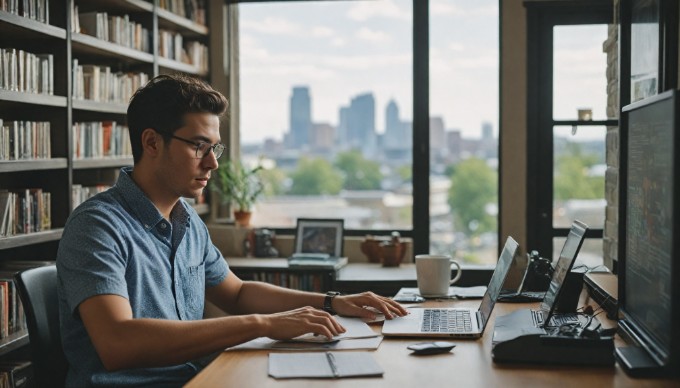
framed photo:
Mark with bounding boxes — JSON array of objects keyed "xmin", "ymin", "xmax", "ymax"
[{"xmin": 294, "ymin": 218, "xmax": 344, "ymax": 257}]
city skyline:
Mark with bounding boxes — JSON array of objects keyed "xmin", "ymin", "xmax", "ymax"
[
  {"xmin": 238, "ymin": 0, "xmax": 500, "ymax": 144},
  {"xmin": 237, "ymin": 1, "xmax": 608, "ymax": 145}
]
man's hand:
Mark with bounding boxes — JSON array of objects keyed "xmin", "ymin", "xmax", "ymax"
[
  {"xmin": 332, "ymin": 292, "xmax": 409, "ymax": 320},
  {"xmin": 261, "ymin": 306, "xmax": 346, "ymax": 340}
]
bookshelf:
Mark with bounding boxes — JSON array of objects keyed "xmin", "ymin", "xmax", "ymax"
[
  {"xmin": 228, "ymin": 258, "xmax": 339, "ymax": 293},
  {"xmin": 0, "ymin": 0, "xmax": 215, "ymax": 357}
]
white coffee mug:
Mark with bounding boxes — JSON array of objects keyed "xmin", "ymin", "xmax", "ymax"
[{"xmin": 415, "ymin": 254, "xmax": 462, "ymax": 297}]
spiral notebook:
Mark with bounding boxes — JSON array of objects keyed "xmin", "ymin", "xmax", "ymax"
[{"xmin": 268, "ymin": 351, "xmax": 383, "ymax": 379}]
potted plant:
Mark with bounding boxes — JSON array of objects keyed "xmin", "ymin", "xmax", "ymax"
[{"xmin": 210, "ymin": 159, "xmax": 264, "ymax": 227}]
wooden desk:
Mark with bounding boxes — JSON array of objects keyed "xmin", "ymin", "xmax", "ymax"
[{"xmin": 185, "ymin": 298, "xmax": 678, "ymax": 387}]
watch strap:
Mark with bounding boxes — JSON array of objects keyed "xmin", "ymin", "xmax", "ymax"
[{"xmin": 323, "ymin": 291, "xmax": 341, "ymax": 314}]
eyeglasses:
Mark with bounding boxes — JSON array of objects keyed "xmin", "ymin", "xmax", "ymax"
[{"xmin": 169, "ymin": 134, "xmax": 225, "ymax": 159}]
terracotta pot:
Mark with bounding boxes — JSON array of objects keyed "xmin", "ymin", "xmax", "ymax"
[
  {"xmin": 360, "ymin": 238, "xmax": 383, "ymax": 263},
  {"xmin": 380, "ymin": 242, "xmax": 407, "ymax": 267},
  {"xmin": 233, "ymin": 210, "xmax": 252, "ymax": 227}
]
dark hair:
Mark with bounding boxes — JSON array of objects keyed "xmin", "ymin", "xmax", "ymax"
[{"xmin": 127, "ymin": 74, "xmax": 229, "ymax": 163}]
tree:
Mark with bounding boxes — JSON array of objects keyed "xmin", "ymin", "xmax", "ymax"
[
  {"xmin": 448, "ymin": 158, "xmax": 497, "ymax": 236},
  {"xmin": 259, "ymin": 167, "xmax": 287, "ymax": 196},
  {"xmin": 334, "ymin": 150, "xmax": 382, "ymax": 190},
  {"xmin": 554, "ymin": 143, "xmax": 604, "ymax": 200},
  {"xmin": 289, "ymin": 157, "xmax": 343, "ymax": 195}
]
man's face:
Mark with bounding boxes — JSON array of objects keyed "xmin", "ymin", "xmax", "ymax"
[{"xmin": 157, "ymin": 112, "xmax": 221, "ymax": 200}]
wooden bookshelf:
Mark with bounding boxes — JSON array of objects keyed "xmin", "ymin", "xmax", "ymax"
[{"xmin": 0, "ymin": 0, "xmax": 215, "ymax": 356}]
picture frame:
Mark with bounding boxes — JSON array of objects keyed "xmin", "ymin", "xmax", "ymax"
[{"xmin": 294, "ymin": 218, "xmax": 344, "ymax": 257}]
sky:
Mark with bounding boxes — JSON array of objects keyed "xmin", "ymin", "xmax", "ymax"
[{"xmin": 237, "ymin": 0, "xmax": 608, "ymax": 145}]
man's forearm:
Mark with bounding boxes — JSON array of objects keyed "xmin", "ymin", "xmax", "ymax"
[{"xmin": 92, "ymin": 313, "xmax": 266, "ymax": 371}]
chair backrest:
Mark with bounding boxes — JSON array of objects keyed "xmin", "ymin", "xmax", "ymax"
[{"xmin": 14, "ymin": 265, "xmax": 67, "ymax": 388}]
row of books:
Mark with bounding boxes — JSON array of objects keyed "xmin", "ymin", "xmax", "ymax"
[
  {"xmin": 73, "ymin": 121, "xmax": 131, "ymax": 160},
  {"xmin": 158, "ymin": 30, "xmax": 209, "ymax": 71},
  {"xmin": 0, "ymin": 276, "xmax": 25, "ymax": 340},
  {"xmin": 249, "ymin": 271, "xmax": 330, "ymax": 293},
  {"xmin": 72, "ymin": 61, "xmax": 149, "ymax": 104},
  {"xmin": 0, "ymin": 48, "xmax": 54, "ymax": 95},
  {"xmin": 0, "ymin": 0, "xmax": 49, "ymax": 24},
  {"xmin": 0, "ymin": 119, "xmax": 51, "ymax": 161},
  {"xmin": 0, "ymin": 360, "xmax": 32, "ymax": 388},
  {"xmin": 72, "ymin": 184, "xmax": 110, "ymax": 210},
  {"xmin": 73, "ymin": 9, "xmax": 151, "ymax": 53},
  {"xmin": 0, "ymin": 189, "xmax": 51, "ymax": 237},
  {"xmin": 159, "ymin": 0, "xmax": 207, "ymax": 26}
]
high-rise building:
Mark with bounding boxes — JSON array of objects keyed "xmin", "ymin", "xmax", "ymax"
[
  {"xmin": 346, "ymin": 93, "xmax": 375, "ymax": 154},
  {"xmin": 289, "ymin": 86, "xmax": 312, "ymax": 149}
]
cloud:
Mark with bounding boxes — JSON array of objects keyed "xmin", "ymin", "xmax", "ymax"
[
  {"xmin": 430, "ymin": 2, "xmax": 465, "ymax": 16},
  {"xmin": 312, "ymin": 26, "xmax": 335, "ymax": 38},
  {"xmin": 240, "ymin": 16, "xmax": 302, "ymax": 35},
  {"xmin": 356, "ymin": 27, "xmax": 391, "ymax": 43},
  {"xmin": 347, "ymin": 0, "xmax": 410, "ymax": 22}
]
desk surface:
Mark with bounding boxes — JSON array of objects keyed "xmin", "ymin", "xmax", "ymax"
[{"xmin": 186, "ymin": 297, "xmax": 678, "ymax": 388}]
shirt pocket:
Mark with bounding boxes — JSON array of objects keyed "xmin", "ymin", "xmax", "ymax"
[{"xmin": 182, "ymin": 263, "xmax": 205, "ymax": 318}]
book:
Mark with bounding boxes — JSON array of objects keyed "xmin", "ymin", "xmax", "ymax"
[
  {"xmin": 268, "ymin": 351, "xmax": 383, "ymax": 379},
  {"xmin": 288, "ymin": 254, "xmax": 348, "ymax": 270}
]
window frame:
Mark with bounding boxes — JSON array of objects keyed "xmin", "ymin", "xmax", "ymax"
[
  {"xmin": 525, "ymin": 0, "xmax": 615, "ymax": 259},
  {"xmin": 223, "ymin": 0, "xmax": 499, "ymax": 284}
]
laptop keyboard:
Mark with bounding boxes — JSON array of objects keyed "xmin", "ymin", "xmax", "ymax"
[
  {"xmin": 421, "ymin": 309, "xmax": 472, "ymax": 333},
  {"xmin": 532, "ymin": 310, "xmax": 580, "ymax": 327}
]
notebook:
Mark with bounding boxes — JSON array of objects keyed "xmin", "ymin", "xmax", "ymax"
[
  {"xmin": 381, "ymin": 236, "xmax": 520, "ymax": 338},
  {"xmin": 497, "ymin": 220, "xmax": 589, "ymax": 332}
]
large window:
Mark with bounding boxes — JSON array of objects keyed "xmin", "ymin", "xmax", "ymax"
[
  {"xmin": 234, "ymin": 1, "xmax": 499, "ymax": 264},
  {"xmin": 238, "ymin": 0, "xmax": 413, "ymax": 230},
  {"xmin": 527, "ymin": 2, "xmax": 615, "ymax": 269}
]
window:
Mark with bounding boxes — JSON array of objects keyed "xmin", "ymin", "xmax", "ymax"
[
  {"xmin": 232, "ymin": 1, "xmax": 499, "ymax": 264},
  {"xmin": 238, "ymin": 0, "xmax": 413, "ymax": 231},
  {"xmin": 526, "ymin": 2, "xmax": 615, "ymax": 268},
  {"xmin": 429, "ymin": 0, "xmax": 499, "ymax": 265}
]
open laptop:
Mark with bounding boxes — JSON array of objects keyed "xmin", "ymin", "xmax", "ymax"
[
  {"xmin": 494, "ymin": 220, "xmax": 589, "ymax": 335},
  {"xmin": 381, "ymin": 236, "xmax": 521, "ymax": 339},
  {"xmin": 528, "ymin": 219, "xmax": 588, "ymax": 328}
]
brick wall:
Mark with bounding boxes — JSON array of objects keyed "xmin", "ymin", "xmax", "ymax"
[{"xmin": 603, "ymin": 0, "xmax": 619, "ymax": 271}]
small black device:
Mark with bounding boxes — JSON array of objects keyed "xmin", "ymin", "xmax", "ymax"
[
  {"xmin": 523, "ymin": 250, "xmax": 553, "ymax": 292},
  {"xmin": 408, "ymin": 342, "xmax": 456, "ymax": 355}
]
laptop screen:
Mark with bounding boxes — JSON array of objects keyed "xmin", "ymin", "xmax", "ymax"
[
  {"xmin": 478, "ymin": 236, "xmax": 520, "ymax": 328},
  {"xmin": 538, "ymin": 220, "xmax": 588, "ymax": 325}
]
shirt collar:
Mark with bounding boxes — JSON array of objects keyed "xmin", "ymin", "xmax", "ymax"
[{"xmin": 116, "ymin": 167, "xmax": 190, "ymax": 231}]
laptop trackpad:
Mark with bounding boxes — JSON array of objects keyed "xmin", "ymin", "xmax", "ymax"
[{"xmin": 382, "ymin": 308, "xmax": 424, "ymax": 334}]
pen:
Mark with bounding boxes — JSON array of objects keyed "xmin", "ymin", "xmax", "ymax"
[{"xmin": 325, "ymin": 351, "xmax": 339, "ymax": 378}]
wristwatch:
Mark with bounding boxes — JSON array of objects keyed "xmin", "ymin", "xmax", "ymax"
[{"xmin": 323, "ymin": 291, "xmax": 341, "ymax": 315}]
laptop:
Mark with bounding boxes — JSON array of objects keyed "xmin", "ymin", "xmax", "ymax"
[
  {"xmin": 381, "ymin": 236, "xmax": 521, "ymax": 339},
  {"xmin": 494, "ymin": 220, "xmax": 589, "ymax": 335},
  {"xmin": 528, "ymin": 219, "xmax": 588, "ymax": 328}
]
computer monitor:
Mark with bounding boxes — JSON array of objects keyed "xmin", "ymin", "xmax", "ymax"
[{"xmin": 617, "ymin": 90, "xmax": 680, "ymax": 377}]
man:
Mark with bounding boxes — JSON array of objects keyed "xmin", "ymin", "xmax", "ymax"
[{"xmin": 57, "ymin": 74, "xmax": 407, "ymax": 387}]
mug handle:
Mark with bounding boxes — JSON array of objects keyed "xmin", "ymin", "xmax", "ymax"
[{"xmin": 449, "ymin": 260, "xmax": 462, "ymax": 285}]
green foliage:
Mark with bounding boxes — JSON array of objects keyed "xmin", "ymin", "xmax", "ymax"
[
  {"xmin": 554, "ymin": 143, "xmax": 604, "ymax": 200},
  {"xmin": 397, "ymin": 165, "xmax": 412, "ymax": 182},
  {"xmin": 334, "ymin": 151, "xmax": 382, "ymax": 190},
  {"xmin": 289, "ymin": 157, "xmax": 343, "ymax": 195},
  {"xmin": 448, "ymin": 158, "xmax": 497, "ymax": 236},
  {"xmin": 258, "ymin": 167, "xmax": 287, "ymax": 196},
  {"xmin": 210, "ymin": 160, "xmax": 264, "ymax": 211}
]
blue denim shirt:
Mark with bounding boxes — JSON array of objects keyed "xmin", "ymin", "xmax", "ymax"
[{"xmin": 57, "ymin": 167, "xmax": 229, "ymax": 387}]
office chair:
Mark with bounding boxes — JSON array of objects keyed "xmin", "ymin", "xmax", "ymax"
[{"xmin": 14, "ymin": 265, "xmax": 68, "ymax": 388}]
